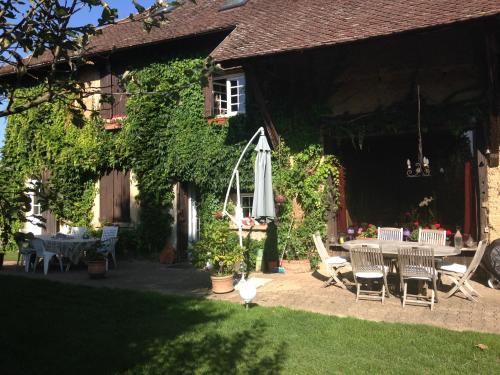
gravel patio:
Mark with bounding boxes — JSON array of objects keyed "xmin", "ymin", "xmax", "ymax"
[{"xmin": 2, "ymin": 260, "xmax": 499, "ymax": 334}]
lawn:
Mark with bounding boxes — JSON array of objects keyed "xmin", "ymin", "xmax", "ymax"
[{"xmin": 1, "ymin": 275, "xmax": 499, "ymax": 375}]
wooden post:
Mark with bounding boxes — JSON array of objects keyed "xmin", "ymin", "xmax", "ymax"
[
  {"xmin": 485, "ymin": 20, "xmax": 500, "ymax": 167},
  {"xmin": 477, "ymin": 150, "xmax": 489, "ymax": 242}
]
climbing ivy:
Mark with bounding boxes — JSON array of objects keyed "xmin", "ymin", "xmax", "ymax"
[
  {"xmin": 1, "ymin": 89, "xmax": 102, "ymax": 230},
  {"xmin": 1, "ymin": 55, "xmax": 341, "ymax": 260}
]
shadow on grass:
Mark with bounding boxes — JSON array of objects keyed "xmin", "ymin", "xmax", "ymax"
[{"xmin": 0, "ymin": 275, "xmax": 286, "ymax": 375}]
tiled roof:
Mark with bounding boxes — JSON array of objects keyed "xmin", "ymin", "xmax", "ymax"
[
  {"xmin": 212, "ymin": 0, "xmax": 500, "ymax": 61},
  {"xmin": 2, "ymin": 0, "xmax": 500, "ymax": 73}
]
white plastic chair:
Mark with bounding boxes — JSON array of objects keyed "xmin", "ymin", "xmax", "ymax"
[
  {"xmin": 439, "ymin": 241, "xmax": 486, "ymax": 301},
  {"xmin": 377, "ymin": 227, "xmax": 403, "ymax": 241},
  {"xmin": 70, "ymin": 226, "xmax": 88, "ymax": 238},
  {"xmin": 97, "ymin": 226, "xmax": 119, "ymax": 269},
  {"xmin": 30, "ymin": 238, "xmax": 63, "ymax": 275},
  {"xmin": 312, "ymin": 233, "xmax": 348, "ymax": 289},
  {"xmin": 418, "ymin": 229, "xmax": 446, "ymax": 246}
]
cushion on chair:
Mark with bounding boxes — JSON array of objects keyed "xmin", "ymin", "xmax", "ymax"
[
  {"xmin": 355, "ymin": 265, "xmax": 389, "ymax": 279},
  {"xmin": 440, "ymin": 263, "xmax": 466, "ymax": 274},
  {"xmin": 326, "ymin": 256, "xmax": 348, "ymax": 265}
]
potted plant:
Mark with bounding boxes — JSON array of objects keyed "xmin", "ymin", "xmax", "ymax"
[
  {"xmin": 85, "ymin": 243, "xmax": 107, "ymax": 279},
  {"xmin": 192, "ymin": 220, "xmax": 243, "ymax": 293},
  {"xmin": 356, "ymin": 224, "xmax": 378, "ymax": 239}
]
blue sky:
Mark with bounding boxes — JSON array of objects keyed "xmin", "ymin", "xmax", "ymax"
[{"xmin": 0, "ymin": 0, "xmax": 157, "ymax": 147}]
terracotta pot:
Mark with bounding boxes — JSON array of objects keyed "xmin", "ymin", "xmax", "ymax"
[
  {"xmin": 88, "ymin": 260, "xmax": 106, "ymax": 279},
  {"xmin": 267, "ymin": 260, "xmax": 278, "ymax": 272},
  {"xmin": 211, "ymin": 275, "xmax": 234, "ymax": 294},
  {"xmin": 281, "ymin": 259, "xmax": 311, "ymax": 273}
]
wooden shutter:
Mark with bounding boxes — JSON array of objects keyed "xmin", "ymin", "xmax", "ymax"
[
  {"xmin": 100, "ymin": 68, "xmax": 113, "ymax": 119},
  {"xmin": 204, "ymin": 75, "xmax": 213, "ymax": 118},
  {"xmin": 41, "ymin": 169, "xmax": 58, "ymax": 234},
  {"xmin": 100, "ymin": 170, "xmax": 130, "ymax": 223},
  {"xmin": 100, "ymin": 171, "xmax": 114, "ymax": 223},
  {"xmin": 112, "ymin": 71, "xmax": 126, "ymax": 117}
]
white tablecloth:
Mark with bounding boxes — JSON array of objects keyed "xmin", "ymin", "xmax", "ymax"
[{"xmin": 37, "ymin": 235, "xmax": 99, "ymax": 264}]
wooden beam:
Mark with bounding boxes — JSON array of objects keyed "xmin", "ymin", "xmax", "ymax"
[
  {"xmin": 477, "ymin": 150, "xmax": 489, "ymax": 242},
  {"xmin": 244, "ymin": 65, "xmax": 280, "ymax": 148}
]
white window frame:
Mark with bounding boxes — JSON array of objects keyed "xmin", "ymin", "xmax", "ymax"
[
  {"xmin": 213, "ymin": 73, "xmax": 246, "ymax": 117},
  {"xmin": 240, "ymin": 193, "xmax": 253, "ymax": 218}
]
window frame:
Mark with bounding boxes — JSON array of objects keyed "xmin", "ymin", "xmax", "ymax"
[{"xmin": 213, "ymin": 73, "xmax": 246, "ymax": 118}]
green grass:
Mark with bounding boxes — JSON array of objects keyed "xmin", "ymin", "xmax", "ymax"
[
  {"xmin": 1, "ymin": 276, "xmax": 499, "ymax": 375},
  {"xmin": 2, "ymin": 251, "xmax": 18, "ymax": 262}
]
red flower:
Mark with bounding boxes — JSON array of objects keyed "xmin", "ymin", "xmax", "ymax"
[
  {"xmin": 368, "ymin": 224, "xmax": 374, "ymax": 228},
  {"xmin": 433, "ymin": 223, "xmax": 441, "ymax": 229},
  {"xmin": 446, "ymin": 229, "xmax": 452, "ymax": 236},
  {"xmin": 413, "ymin": 221, "xmax": 419, "ymax": 226}
]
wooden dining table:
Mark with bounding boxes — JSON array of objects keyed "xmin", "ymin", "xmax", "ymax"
[{"xmin": 339, "ymin": 239, "xmax": 461, "ymax": 257}]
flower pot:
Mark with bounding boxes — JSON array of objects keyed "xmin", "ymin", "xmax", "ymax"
[
  {"xmin": 281, "ymin": 259, "xmax": 311, "ymax": 273},
  {"xmin": 266, "ymin": 260, "xmax": 278, "ymax": 272},
  {"xmin": 211, "ymin": 275, "xmax": 234, "ymax": 294},
  {"xmin": 87, "ymin": 260, "xmax": 106, "ymax": 279}
]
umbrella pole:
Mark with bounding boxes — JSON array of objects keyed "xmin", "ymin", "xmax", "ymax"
[
  {"xmin": 222, "ymin": 127, "xmax": 265, "ymax": 227},
  {"xmin": 235, "ymin": 170, "xmax": 243, "ymax": 248}
]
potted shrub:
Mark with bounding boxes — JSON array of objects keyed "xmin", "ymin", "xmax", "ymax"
[
  {"xmin": 192, "ymin": 220, "xmax": 243, "ymax": 293},
  {"xmin": 85, "ymin": 243, "xmax": 107, "ymax": 279},
  {"xmin": 279, "ymin": 221, "xmax": 313, "ymax": 273}
]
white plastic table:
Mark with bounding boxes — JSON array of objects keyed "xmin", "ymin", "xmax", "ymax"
[
  {"xmin": 36, "ymin": 235, "xmax": 99, "ymax": 268},
  {"xmin": 340, "ymin": 239, "xmax": 461, "ymax": 257}
]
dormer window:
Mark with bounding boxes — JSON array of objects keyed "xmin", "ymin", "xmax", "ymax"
[
  {"xmin": 219, "ymin": 0, "xmax": 248, "ymax": 11},
  {"xmin": 213, "ymin": 73, "xmax": 246, "ymax": 117}
]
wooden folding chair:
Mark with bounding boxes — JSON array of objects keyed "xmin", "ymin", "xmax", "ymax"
[
  {"xmin": 312, "ymin": 233, "xmax": 348, "ymax": 289},
  {"xmin": 377, "ymin": 227, "xmax": 403, "ymax": 241},
  {"xmin": 439, "ymin": 241, "xmax": 486, "ymax": 302},
  {"xmin": 397, "ymin": 246, "xmax": 437, "ymax": 310},
  {"xmin": 418, "ymin": 228, "xmax": 446, "ymax": 246},
  {"xmin": 349, "ymin": 244, "xmax": 390, "ymax": 303}
]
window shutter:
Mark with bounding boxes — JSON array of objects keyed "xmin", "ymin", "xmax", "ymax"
[
  {"xmin": 100, "ymin": 170, "xmax": 130, "ymax": 224},
  {"xmin": 100, "ymin": 69, "xmax": 113, "ymax": 119},
  {"xmin": 204, "ymin": 75, "xmax": 213, "ymax": 118},
  {"xmin": 100, "ymin": 171, "xmax": 114, "ymax": 223},
  {"xmin": 112, "ymin": 70, "xmax": 127, "ymax": 117}
]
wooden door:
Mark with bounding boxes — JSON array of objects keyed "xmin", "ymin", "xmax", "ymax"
[{"xmin": 41, "ymin": 170, "xmax": 58, "ymax": 234}]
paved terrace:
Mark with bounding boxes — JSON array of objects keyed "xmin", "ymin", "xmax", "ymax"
[{"xmin": 2, "ymin": 260, "xmax": 499, "ymax": 334}]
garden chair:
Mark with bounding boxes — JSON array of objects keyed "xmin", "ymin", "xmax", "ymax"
[
  {"xmin": 312, "ymin": 233, "xmax": 349, "ymax": 289},
  {"xmin": 418, "ymin": 229, "xmax": 446, "ymax": 246},
  {"xmin": 29, "ymin": 238, "xmax": 63, "ymax": 275},
  {"xmin": 397, "ymin": 246, "xmax": 437, "ymax": 310},
  {"xmin": 349, "ymin": 244, "xmax": 390, "ymax": 303},
  {"xmin": 17, "ymin": 240, "xmax": 35, "ymax": 272},
  {"xmin": 377, "ymin": 227, "xmax": 403, "ymax": 241},
  {"xmin": 439, "ymin": 241, "xmax": 486, "ymax": 302},
  {"xmin": 97, "ymin": 226, "xmax": 119, "ymax": 269},
  {"xmin": 70, "ymin": 226, "xmax": 88, "ymax": 238}
]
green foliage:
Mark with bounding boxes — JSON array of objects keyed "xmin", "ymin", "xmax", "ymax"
[
  {"xmin": 1, "ymin": 92, "xmax": 102, "ymax": 246},
  {"xmin": 192, "ymin": 220, "xmax": 243, "ymax": 276},
  {"xmin": 272, "ymin": 141, "xmax": 340, "ymax": 260}
]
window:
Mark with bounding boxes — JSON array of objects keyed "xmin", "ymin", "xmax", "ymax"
[
  {"xmin": 32, "ymin": 195, "xmax": 41, "ymax": 216},
  {"xmin": 213, "ymin": 74, "xmax": 246, "ymax": 117},
  {"xmin": 241, "ymin": 193, "xmax": 253, "ymax": 218}
]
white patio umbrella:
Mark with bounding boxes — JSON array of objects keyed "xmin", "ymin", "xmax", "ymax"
[
  {"xmin": 223, "ymin": 127, "xmax": 275, "ymax": 248},
  {"xmin": 252, "ymin": 133, "xmax": 275, "ymax": 221}
]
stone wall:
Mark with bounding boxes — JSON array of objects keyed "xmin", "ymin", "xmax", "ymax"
[{"xmin": 487, "ymin": 161, "xmax": 500, "ymax": 241}]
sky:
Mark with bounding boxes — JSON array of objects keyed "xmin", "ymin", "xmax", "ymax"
[{"xmin": 0, "ymin": 0, "xmax": 157, "ymax": 147}]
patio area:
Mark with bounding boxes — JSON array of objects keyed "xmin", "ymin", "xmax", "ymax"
[{"xmin": 2, "ymin": 259, "xmax": 499, "ymax": 334}]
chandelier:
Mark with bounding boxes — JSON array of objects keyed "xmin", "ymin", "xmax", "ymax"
[{"xmin": 406, "ymin": 85, "xmax": 431, "ymax": 177}]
